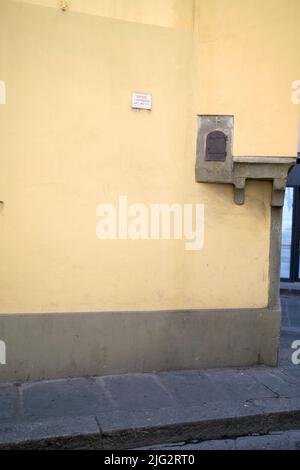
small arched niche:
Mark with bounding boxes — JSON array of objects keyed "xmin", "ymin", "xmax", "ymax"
[{"xmin": 205, "ymin": 130, "xmax": 227, "ymax": 162}]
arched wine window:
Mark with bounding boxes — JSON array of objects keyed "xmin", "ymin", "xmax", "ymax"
[{"xmin": 205, "ymin": 131, "xmax": 227, "ymax": 162}]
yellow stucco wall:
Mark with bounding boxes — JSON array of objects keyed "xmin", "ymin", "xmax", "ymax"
[
  {"xmin": 14, "ymin": 0, "xmax": 195, "ymax": 30},
  {"xmin": 195, "ymin": 0, "xmax": 300, "ymax": 157},
  {"xmin": 0, "ymin": 0, "xmax": 299, "ymax": 314}
]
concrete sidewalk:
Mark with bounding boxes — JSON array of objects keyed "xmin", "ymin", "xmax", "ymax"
[
  {"xmin": 0, "ymin": 295, "xmax": 299, "ymax": 450},
  {"xmin": 0, "ymin": 341, "xmax": 300, "ymax": 449}
]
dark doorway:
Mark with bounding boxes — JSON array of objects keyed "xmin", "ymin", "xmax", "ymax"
[{"xmin": 281, "ymin": 158, "xmax": 300, "ymax": 282}]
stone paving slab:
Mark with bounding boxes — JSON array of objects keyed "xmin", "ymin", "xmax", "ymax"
[
  {"xmin": 22, "ymin": 378, "xmax": 111, "ymax": 421},
  {"xmin": 96, "ymin": 374, "xmax": 177, "ymax": 411},
  {"xmin": 0, "ymin": 385, "xmax": 19, "ymax": 422},
  {"xmin": 281, "ymin": 295, "xmax": 300, "ymax": 328},
  {"xmin": 246, "ymin": 368, "xmax": 300, "ymax": 398},
  {"xmin": 0, "ymin": 361, "xmax": 299, "ymax": 449},
  {"xmin": 157, "ymin": 369, "xmax": 277, "ymax": 406}
]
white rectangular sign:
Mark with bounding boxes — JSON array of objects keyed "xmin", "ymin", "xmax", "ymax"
[
  {"xmin": 0, "ymin": 340, "xmax": 6, "ymax": 365},
  {"xmin": 132, "ymin": 93, "xmax": 152, "ymax": 110}
]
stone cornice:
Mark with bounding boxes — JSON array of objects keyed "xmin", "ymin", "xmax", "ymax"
[
  {"xmin": 195, "ymin": 116, "xmax": 296, "ymax": 206},
  {"xmin": 232, "ymin": 156, "xmax": 296, "ymax": 206}
]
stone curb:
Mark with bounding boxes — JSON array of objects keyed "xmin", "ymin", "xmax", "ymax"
[{"xmin": 1, "ymin": 408, "xmax": 300, "ymax": 450}]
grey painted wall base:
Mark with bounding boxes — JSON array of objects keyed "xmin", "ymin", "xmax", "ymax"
[{"xmin": 0, "ymin": 308, "xmax": 280, "ymax": 383}]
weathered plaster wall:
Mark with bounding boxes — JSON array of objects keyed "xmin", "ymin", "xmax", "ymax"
[
  {"xmin": 0, "ymin": 0, "xmax": 298, "ymax": 316},
  {"xmin": 14, "ymin": 0, "xmax": 195, "ymax": 30},
  {"xmin": 194, "ymin": 0, "xmax": 300, "ymax": 157}
]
